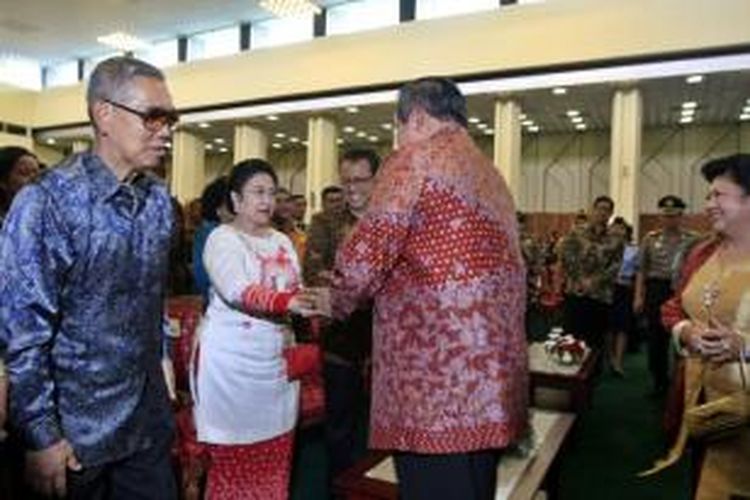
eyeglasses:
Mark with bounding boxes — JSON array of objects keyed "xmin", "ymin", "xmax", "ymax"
[
  {"xmin": 341, "ymin": 175, "xmax": 373, "ymax": 187},
  {"xmin": 104, "ymin": 99, "xmax": 179, "ymax": 132}
]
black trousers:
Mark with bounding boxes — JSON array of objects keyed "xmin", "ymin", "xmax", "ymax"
[
  {"xmin": 645, "ymin": 278, "xmax": 674, "ymax": 392},
  {"xmin": 324, "ymin": 360, "xmax": 367, "ymax": 481},
  {"xmin": 66, "ymin": 433, "xmax": 176, "ymax": 500},
  {"xmin": 394, "ymin": 450, "xmax": 501, "ymax": 500}
]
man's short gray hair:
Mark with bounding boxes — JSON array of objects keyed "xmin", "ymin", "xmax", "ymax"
[{"xmin": 87, "ymin": 56, "xmax": 164, "ymax": 106}]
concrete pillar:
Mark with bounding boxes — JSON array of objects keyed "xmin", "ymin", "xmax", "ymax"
[
  {"xmin": 72, "ymin": 140, "xmax": 90, "ymax": 153},
  {"xmin": 609, "ymin": 87, "xmax": 643, "ymax": 234},
  {"xmin": 305, "ymin": 116, "xmax": 338, "ymax": 214},
  {"xmin": 494, "ymin": 99, "xmax": 522, "ymax": 203},
  {"xmin": 171, "ymin": 130, "xmax": 206, "ymax": 204},
  {"xmin": 234, "ymin": 124, "xmax": 268, "ymax": 163}
]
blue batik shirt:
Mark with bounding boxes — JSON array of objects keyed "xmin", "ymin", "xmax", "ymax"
[{"xmin": 0, "ymin": 152, "xmax": 175, "ymax": 466}]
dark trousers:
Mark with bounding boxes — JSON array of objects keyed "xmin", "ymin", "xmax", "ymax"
[
  {"xmin": 66, "ymin": 433, "xmax": 176, "ymax": 500},
  {"xmin": 324, "ymin": 360, "xmax": 367, "ymax": 481},
  {"xmin": 645, "ymin": 278, "xmax": 674, "ymax": 392},
  {"xmin": 563, "ymin": 295, "xmax": 609, "ymax": 349},
  {"xmin": 394, "ymin": 450, "xmax": 501, "ymax": 500}
]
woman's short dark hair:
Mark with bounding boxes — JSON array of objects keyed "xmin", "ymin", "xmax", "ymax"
[
  {"xmin": 226, "ymin": 158, "xmax": 278, "ymax": 215},
  {"xmin": 396, "ymin": 77, "xmax": 468, "ymax": 128},
  {"xmin": 701, "ymin": 154, "xmax": 750, "ymax": 195},
  {"xmin": 200, "ymin": 176, "xmax": 229, "ymax": 222},
  {"xmin": 0, "ymin": 146, "xmax": 36, "ymax": 183}
]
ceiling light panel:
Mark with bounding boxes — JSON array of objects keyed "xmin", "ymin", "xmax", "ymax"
[
  {"xmin": 259, "ymin": 0, "xmax": 322, "ymax": 17},
  {"xmin": 97, "ymin": 32, "xmax": 148, "ymax": 52}
]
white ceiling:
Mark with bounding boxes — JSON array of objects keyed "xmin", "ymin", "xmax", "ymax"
[{"xmin": 0, "ymin": 0, "xmax": 348, "ymax": 63}]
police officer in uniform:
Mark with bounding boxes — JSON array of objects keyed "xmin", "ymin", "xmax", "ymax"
[{"xmin": 633, "ymin": 195, "xmax": 697, "ymax": 395}]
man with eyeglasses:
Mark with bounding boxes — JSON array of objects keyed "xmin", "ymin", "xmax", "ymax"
[
  {"xmin": 303, "ymin": 148, "xmax": 380, "ymax": 485},
  {"xmin": 0, "ymin": 56, "xmax": 178, "ymax": 499}
]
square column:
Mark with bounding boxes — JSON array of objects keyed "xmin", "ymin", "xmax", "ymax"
[
  {"xmin": 306, "ymin": 116, "xmax": 339, "ymax": 213},
  {"xmin": 171, "ymin": 130, "xmax": 206, "ymax": 204},
  {"xmin": 234, "ymin": 124, "xmax": 268, "ymax": 163},
  {"xmin": 610, "ymin": 88, "xmax": 643, "ymax": 233},
  {"xmin": 494, "ymin": 99, "xmax": 522, "ymax": 202}
]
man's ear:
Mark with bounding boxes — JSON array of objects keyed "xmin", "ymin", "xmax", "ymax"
[{"xmin": 90, "ymin": 101, "xmax": 112, "ymax": 135}]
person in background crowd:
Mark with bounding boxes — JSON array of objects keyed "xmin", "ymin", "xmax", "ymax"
[
  {"xmin": 608, "ymin": 217, "xmax": 639, "ymax": 376},
  {"xmin": 274, "ymin": 187, "xmax": 306, "ymax": 259},
  {"xmin": 290, "ymin": 193, "xmax": 307, "ymax": 230},
  {"xmin": 0, "ymin": 56, "xmax": 179, "ymax": 498},
  {"xmin": 634, "ymin": 195, "xmax": 698, "ymax": 395},
  {"xmin": 321, "ymin": 185, "xmax": 345, "ymax": 216},
  {"xmin": 303, "ymin": 148, "xmax": 380, "ymax": 484},
  {"xmin": 557, "ymin": 196, "xmax": 623, "ymax": 361},
  {"xmin": 517, "ymin": 212, "xmax": 545, "ymax": 339},
  {"xmin": 314, "ymin": 77, "xmax": 528, "ymax": 500},
  {"xmin": 191, "ymin": 159, "xmax": 317, "ymax": 499},
  {"xmin": 193, "ymin": 176, "xmax": 231, "ymax": 302},
  {"xmin": 0, "ymin": 146, "xmax": 40, "ymax": 225},
  {"xmin": 660, "ymin": 154, "xmax": 750, "ymax": 498}
]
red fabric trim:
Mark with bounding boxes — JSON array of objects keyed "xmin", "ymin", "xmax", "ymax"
[
  {"xmin": 661, "ymin": 237, "xmax": 721, "ymax": 331},
  {"xmin": 283, "ymin": 344, "xmax": 321, "ymax": 380},
  {"xmin": 241, "ymin": 286, "xmax": 295, "ymax": 315},
  {"xmin": 369, "ymin": 421, "xmax": 526, "ymax": 454}
]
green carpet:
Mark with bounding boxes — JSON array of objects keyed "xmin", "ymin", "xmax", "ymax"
[{"xmin": 291, "ymin": 349, "xmax": 692, "ymax": 499}]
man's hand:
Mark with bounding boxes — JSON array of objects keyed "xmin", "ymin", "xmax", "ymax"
[
  {"xmin": 25, "ymin": 439, "xmax": 81, "ymax": 498},
  {"xmin": 0, "ymin": 375, "xmax": 8, "ymax": 440},
  {"xmin": 632, "ymin": 295, "xmax": 644, "ymax": 316}
]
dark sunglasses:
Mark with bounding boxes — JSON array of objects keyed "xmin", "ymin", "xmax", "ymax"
[{"xmin": 105, "ymin": 99, "xmax": 179, "ymax": 131}]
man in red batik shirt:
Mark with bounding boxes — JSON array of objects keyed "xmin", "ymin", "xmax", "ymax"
[{"xmin": 315, "ymin": 77, "xmax": 528, "ymax": 500}]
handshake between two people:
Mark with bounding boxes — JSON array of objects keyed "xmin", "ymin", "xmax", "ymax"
[{"xmin": 288, "ymin": 287, "xmax": 333, "ymax": 318}]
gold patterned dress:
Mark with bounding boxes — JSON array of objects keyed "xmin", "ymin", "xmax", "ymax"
[{"xmin": 680, "ymin": 251, "xmax": 750, "ymax": 499}]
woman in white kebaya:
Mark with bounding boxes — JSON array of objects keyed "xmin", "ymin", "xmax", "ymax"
[{"xmin": 191, "ymin": 159, "xmax": 316, "ymax": 500}]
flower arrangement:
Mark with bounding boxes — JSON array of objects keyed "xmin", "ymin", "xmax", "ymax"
[{"xmin": 543, "ymin": 328, "xmax": 587, "ymax": 365}]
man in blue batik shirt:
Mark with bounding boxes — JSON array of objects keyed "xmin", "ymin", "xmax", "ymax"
[{"xmin": 0, "ymin": 57, "xmax": 179, "ymax": 499}]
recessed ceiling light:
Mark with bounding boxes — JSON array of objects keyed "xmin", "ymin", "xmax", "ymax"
[
  {"xmin": 198, "ymin": 122, "xmax": 211, "ymax": 129},
  {"xmin": 165, "ymin": 142, "xmax": 172, "ymax": 148},
  {"xmin": 342, "ymin": 126, "xmax": 356, "ymax": 134},
  {"xmin": 289, "ymin": 136, "xmax": 300, "ymax": 143},
  {"xmin": 519, "ymin": 113, "xmax": 527, "ymax": 120},
  {"xmin": 97, "ymin": 31, "xmax": 148, "ymax": 51},
  {"xmin": 380, "ymin": 123, "xmax": 393, "ymax": 130},
  {"xmin": 743, "ymin": 106, "xmax": 750, "ymax": 114},
  {"xmin": 566, "ymin": 110, "xmax": 580, "ymax": 117},
  {"xmin": 259, "ymin": 0, "xmax": 321, "ymax": 17},
  {"xmin": 739, "ymin": 113, "xmax": 750, "ymax": 121},
  {"xmin": 681, "ymin": 101, "xmax": 698, "ymax": 109},
  {"xmin": 205, "ymin": 144, "xmax": 214, "ymax": 150},
  {"xmin": 337, "ymin": 138, "xmax": 344, "ymax": 144},
  {"xmin": 266, "ymin": 115, "xmax": 279, "ymax": 121},
  {"xmin": 214, "ymin": 138, "xmax": 225, "ymax": 144},
  {"xmin": 483, "ymin": 129, "xmax": 494, "ymax": 135},
  {"xmin": 272, "ymin": 143, "xmax": 282, "ymax": 149},
  {"xmin": 552, "ymin": 87, "xmax": 567, "ymax": 95},
  {"xmin": 477, "ymin": 123, "xmax": 488, "ymax": 129},
  {"xmin": 679, "ymin": 116, "xmax": 694, "ymax": 124},
  {"xmin": 575, "ymin": 123, "xmax": 587, "ymax": 131},
  {"xmin": 521, "ymin": 119, "xmax": 534, "ymax": 127},
  {"xmin": 686, "ymin": 75, "xmax": 704, "ymax": 84},
  {"xmin": 571, "ymin": 116, "xmax": 584, "ymax": 124},
  {"xmin": 468, "ymin": 117, "xmax": 481, "ymax": 124},
  {"xmin": 356, "ymin": 131, "xmax": 367, "ymax": 138},
  {"xmin": 681, "ymin": 108, "xmax": 696, "ymax": 117},
  {"xmin": 528, "ymin": 125, "xmax": 540, "ymax": 133},
  {"xmin": 219, "ymin": 147, "xmax": 229, "ymax": 153},
  {"xmin": 345, "ymin": 106, "xmax": 359, "ymax": 114},
  {"xmin": 302, "ymin": 141, "xmax": 309, "ymax": 146},
  {"xmin": 45, "ymin": 138, "xmax": 56, "ymax": 145},
  {"xmin": 368, "ymin": 136, "xmax": 379, "ymax": 142},
  {"xmin": 274, "ymin": 132, "xmax": 286, "ymax": 138}
]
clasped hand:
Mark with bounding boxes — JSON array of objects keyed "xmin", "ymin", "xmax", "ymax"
[
  {"xmin": 288, "ymin": 287, "xmax": 332, "ymax": 318},
  {"xmin": 682, "ymin": 318, "xmax": 744, "ymax": 364}
]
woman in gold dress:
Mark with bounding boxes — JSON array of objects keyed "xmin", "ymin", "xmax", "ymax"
[{"xmin": 662, "ymin": 154, "xmax": 750, "ymax": 499}]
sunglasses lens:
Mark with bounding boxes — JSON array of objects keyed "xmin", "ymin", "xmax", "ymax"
[{"xmin": 145, "ymin": 110, "xmax": 179, "ymax": 131}]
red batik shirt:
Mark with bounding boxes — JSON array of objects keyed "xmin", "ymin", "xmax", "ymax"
[{"xmin": 331, "ymin": 124, "xmax": 529, "ymax": 454}]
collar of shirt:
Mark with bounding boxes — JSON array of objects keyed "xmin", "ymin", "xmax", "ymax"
[{"xmin": 83, "ymin": 153, "xmax": 153, "ymax": 207}]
